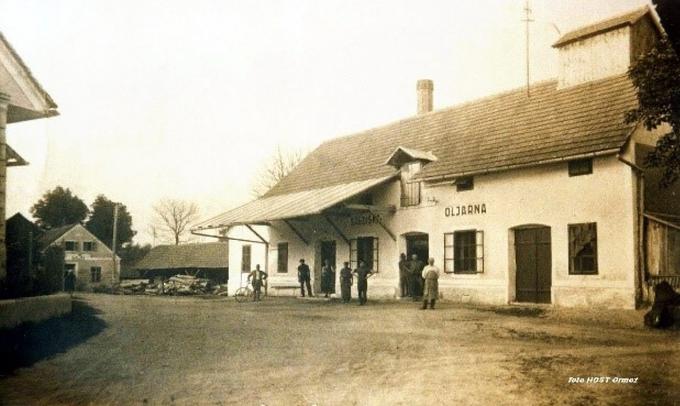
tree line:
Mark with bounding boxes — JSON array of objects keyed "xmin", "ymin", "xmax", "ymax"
[{"xmin": 29, "ymin": 186, "xmax": 200, "ymax": 269}]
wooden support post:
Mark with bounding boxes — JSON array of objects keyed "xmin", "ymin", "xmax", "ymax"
[
  {"xmin": 322, "ymin": 214, "xmax": 350, "ymax": 246},
  {"xmin": 245, "ymin": 224, "xmax": 269, "ymax": 244},
  {"xmin": 369, "ymin": 209, "xmax": 397, "ymax": 241},
  {"xmin": 0, "ymin": 93, "xmax": 8, "ymax": 281},
  {"xmin": 283, "ymin": 219, "xmax": 309, "ymax": 246}
]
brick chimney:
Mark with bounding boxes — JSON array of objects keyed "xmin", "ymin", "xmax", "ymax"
[{"xmin": 417, "ymin": 79, "xmax": 433, "ymax": 115}]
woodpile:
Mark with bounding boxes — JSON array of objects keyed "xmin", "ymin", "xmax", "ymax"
[{"xmin": 116, "ymin": 275, "xmax": 229, "ymax": 296}]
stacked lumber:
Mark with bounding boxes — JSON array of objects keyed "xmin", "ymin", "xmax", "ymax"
[
  {"xmin": 116, "ymin": 274, "xmax": 228, "ymax": 296},
  {"xmin": 212, "ymin": 284, "xmax": 229, "ymax": 296},
  {"xmin": 163, "ymin": 275, "xmax": 212, "ymax": 295},
  {"xmin": 119, "ymin": 279, "xmax": 150, "ymax": 295}
]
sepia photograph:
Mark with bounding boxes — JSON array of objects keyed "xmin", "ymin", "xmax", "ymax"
[{"xmin": 0, "ymin": 0, "xmax": 679, "ymax": 404}]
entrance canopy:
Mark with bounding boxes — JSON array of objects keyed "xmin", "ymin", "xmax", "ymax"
[
  {"xmin": 6, "ymin": 144, "xmax": 28, "ymax": 166},
  {"xmin": 193, "ymin": 175, "xmax": 395, "ymax": 231}
]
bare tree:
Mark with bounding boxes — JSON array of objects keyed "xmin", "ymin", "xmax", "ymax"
[
  {"xmin": 252, "ymin": 145, "xmax": 305, "ymax": 197},
  {"xmin": 152, "ymin": 199, "xmax": 200, "ymax": 245}
]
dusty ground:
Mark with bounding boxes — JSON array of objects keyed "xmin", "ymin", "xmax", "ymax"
[{"xmin": 1, "ymin": 294, "xmax": 678, "ymax": 406}]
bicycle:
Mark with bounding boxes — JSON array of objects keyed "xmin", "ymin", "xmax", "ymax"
[{"xmin": 234, "ymin": 283, "xmax": 267, "ymax": 302}]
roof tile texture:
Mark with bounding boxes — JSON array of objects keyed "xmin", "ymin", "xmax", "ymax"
[{"xmin": 265, "ymin": 74, "xmax": 637, "ymax": 196}]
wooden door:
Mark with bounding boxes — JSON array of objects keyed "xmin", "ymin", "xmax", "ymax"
[
  {"xmin": 406, "ymin": 234, "xmax": 429, "ymax": 263},
  {"xmin": 321, "ymin": 241, "xmax": 336, "ymax": 293},
  {"xmin": 515, "ymin": 227, "xmax": 551, "ymax": 303}
]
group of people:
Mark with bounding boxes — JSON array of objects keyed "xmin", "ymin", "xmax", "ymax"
[
  {"xmin": 400, "ymin": 253, "xmax": 440, "ymax": 309},
  {"xmin": 297, "ymin": 258, "xmax": 374, "ymax": 305},
  {"xmin": 295, "ymin": 254, "xmax": 440, "ymax": 309}
]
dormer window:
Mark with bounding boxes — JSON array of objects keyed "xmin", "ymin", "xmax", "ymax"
[{"xmin": 385, "ymin": 146, "xmax": 437, "ymax": 208}]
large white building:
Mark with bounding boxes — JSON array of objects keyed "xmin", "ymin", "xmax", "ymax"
[{"xmin": 193, "ymin": 6, "xmax": 680, "ymax": 309}]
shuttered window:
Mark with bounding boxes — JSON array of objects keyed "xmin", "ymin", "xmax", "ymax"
[
  {"xmin": 64, "ymin": 241, "xmax": 78, "ymax": 251},
  {"xmin": 83, "ymin": 241, "xmax": 97, "ymax": 251},
  {"xmin": 444, "ymin": 230, "xmax": 484, "ymax": 274},
  {"xmin": 277, "ymin": 243, "xmax": 288, "ymax": 273},
  {"xmin": 241, "ymin": 245, "xmax": 251, "ymax": 273},
  {"xmin": 350, "ymin": 237, "xmax": 379, "ymax": 272},
  {"xmin": 569, "ymin": 223, "xmax": 598, "ymax": 274}
]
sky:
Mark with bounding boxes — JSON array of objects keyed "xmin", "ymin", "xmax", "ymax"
[{"xmin": 1, "ymin": 0, "xmax": 649, "ymax": 245}]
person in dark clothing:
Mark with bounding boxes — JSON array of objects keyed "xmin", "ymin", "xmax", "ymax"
[
  {"xmin": 247, "ymin": 264, "xmax": 267, "ymax": 301},
  {"xmin": 64, "ymin": 268, "xmax": 76, "ymax": 297},
  {"xmin": 409, "ymin": 254, "xmax": 425, "ymax": 300},
  {"xmin": 398, "ymin": 253, "xmax": 410, "ymax": 298},
  {"xmin": 353, "ymin": 260, "xmax": 374, "ymax": 305},
  {"xmin": 297, "ymin": 259, "xmax": 313, "ymax": 297},
  {"xmin": 320, "ymin": 259, "xmax": 335, "ymax": 298},
  {"xmin": 339, "ymin": 262, "xmax": 353, "ymax": 303}
]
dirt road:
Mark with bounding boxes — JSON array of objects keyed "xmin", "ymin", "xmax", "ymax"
[{"xmin": 1, "ymin": 294, "xmax": 678, "ymax": 405}]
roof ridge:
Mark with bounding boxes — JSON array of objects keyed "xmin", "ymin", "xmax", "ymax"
[{"xmin": 319, "ymin": 78, "xmax": 560, "ymax": 147}]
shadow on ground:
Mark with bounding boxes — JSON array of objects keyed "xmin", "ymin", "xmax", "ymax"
[{"xmin": 0, "ymin": 299, "xmax": 107, "ymax": 375}]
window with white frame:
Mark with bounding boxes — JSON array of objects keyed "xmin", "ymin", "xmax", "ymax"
[
  {"xmin": 400, "ymin": 161, "xmax": 422, "ymax": 207},
  {"xmin": 350, "ymin": 237, "xmax": 379, "ymax": 272},
  {"xmin": 569, "ymin": 223, "xmax": 598, "ymax": 275},
  {"xmin": 241, "ymin": 245, "xmax": 252, "ymax": 273},
  {"xmin": 444, "ymin": 230, "xmax": 484, "ymax": 274}
]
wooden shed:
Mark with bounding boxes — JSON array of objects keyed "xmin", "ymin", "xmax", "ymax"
[{"xmin": 134, "ymin": 243, "xmax": 229, "ymax": 283}]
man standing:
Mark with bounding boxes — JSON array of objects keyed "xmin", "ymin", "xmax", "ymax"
[
  {"xmin": 409, "ymin": 254, "xmax": 424, "ymax": 301},
  {"xmin": 421, "ymin": 257, "xmax": 440, "ymax": 310},
  {"xmin": 297, "ymin": 259, "xmax": 313, "ymax": 297},
  {"xmin": 353, "ymin": 260, "xmax": 373, "ymax": 305},
  {"xmin": 64, "ymin": 268, "xmax": 76, "ymax": 297},
  {"xmin": 339, "ymin": 261, "xmax": 353, "ymax": 303},
  {"xmin": 321, "ymin": 259, "xmax": 335, "ymax": 298},
  {"xmin": 398, "ymin": 253, "xmax": 410, "ymax": 298},
  {"xmin": 247, "ymin": 264, "xmax": 267, "ymax": 302}
]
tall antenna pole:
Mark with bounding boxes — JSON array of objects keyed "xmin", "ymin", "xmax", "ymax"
[
  {"xmin": 522, "ymin": 0, "xmax": 534, "ymax": 98},
  {"xmin": 112, "ymin": 203, "xmax": 119, "ymax": 283}
]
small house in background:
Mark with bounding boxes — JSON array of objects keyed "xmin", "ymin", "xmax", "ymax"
[
  {"xmin": 40, "ymin": 224, "xmax": 120, "ymax": 290},
  {"xmin": 133, "ymin": 243, "xmax": 229, "ymax": 283}
]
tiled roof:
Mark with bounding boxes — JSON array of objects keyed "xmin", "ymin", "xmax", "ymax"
[
  {"xmin": 553, "ymin": 6, "xmax": 652, "ymax": 47},
  {"xmin": 134, "ymin": 243, "xmax": 229, "ymax": 270},
  {"xmin": 39, "ymin": 224, "xmax": 77, "ymax": 247},
  {"xmin": 265, "ymin": 74, "xmax": 638, "ymax": 196}
]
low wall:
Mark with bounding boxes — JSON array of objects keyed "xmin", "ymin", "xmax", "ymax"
[{"xmin": 0, "ymin": 293, "xmax": 73, "ymax": 330}]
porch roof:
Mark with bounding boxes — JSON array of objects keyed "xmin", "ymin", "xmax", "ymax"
[
  {"xmin": 192, "ymin": 175, "xmax": 395, "ymax": 231},
  {"xmin": 6, "ymin": 143, "xmax": 28, "ymax": 166}
]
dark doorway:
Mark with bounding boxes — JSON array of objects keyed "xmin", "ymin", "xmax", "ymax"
[
  {"xmin": 321, "ymin": 240, "xmax": 336, "ymax": 294},
  {"xmin": 515, "ymin": 227, "xmax": 552, "ymax": 303},
  {"xmin": 406, "ymin": 233, "xmax": 429, "ymax": 263}
]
